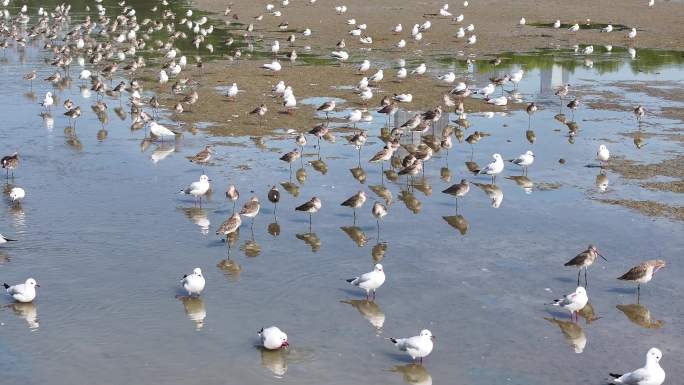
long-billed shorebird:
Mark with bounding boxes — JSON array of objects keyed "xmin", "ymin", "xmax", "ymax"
[
  {"xmin": 216, "ymin": 213, "xmax": 241, "ymax": 251},
  {"xmin": 341, "ymin": 191, "xmax": 367, "ymax": 222},
  {"xmin": 618, "ymin": 259, "xmax": 666, "ymax": 301},
  {"xmin": 226, "ymin": 185, "xmax": 239, "ymax": 212},
  {"xmin": 442, "ymin": 179, "xmax": 469, "ymax": 210},
  {"xmin": 1, "ymin": 152, "xmax": 19, "ymax": 179},
  {"xmin": 239, "ymin": 196, "xmax": 261, "ymax": 228},
  {"xmin": 564, "ymin": 244, "xmax": 607, "ymax": 286}
]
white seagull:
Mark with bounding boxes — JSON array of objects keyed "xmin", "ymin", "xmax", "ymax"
[
  {"xmin": 357, "ymin": 59, "xmax": 370, "ymax": 73},
  {"xmin": 610, "ymin": 347, "xmax": 665, "ymax": 385},
  {"xmin": 438, "ymin": 72, "xmax": 456, "ymax": 84},
  {"xmin": 346, "ymin": 264, "xmax": 386, "ymax": 299},
  {"xmin": 259, "ymin": 326, "xmax": 289, "ymax": 350},
  {"xmin": 4, "ymin": 278, "xmax": 39, "ymax": 303},
  {"xmin": 627, "ymin": 28, "xmax": 637, "ymax": 39},
  {"xmin": 550, "ymin": 286, "xmax": 589, "ymax": 321},
  {"xmin": 597, "ymin": 144, "xmax": 610, "ymax": 166},
  {"xmin": 9, "ymin": 187, "xmax": 25, "ymax": 202},
  {"xmin": 262, "ymin": 60, "xmax": 282, "ymax": 73},
  {"xmin": 509, "ymin": 151, "xmax": 534, "ymax": 173},
  {"xmin": 180, "ymin": 267, "xmax": 205, "ymax": 296},
  {"xmin": 479, "ymin": 154, "xmax": 504, "ymax": 182},
  {"xmin": 180, "ymin": 175, "xmax": 211, "ymax": 203},
  {"xmin": 388, "ymin": 329, "xmax": 435, "ymax": 363}
]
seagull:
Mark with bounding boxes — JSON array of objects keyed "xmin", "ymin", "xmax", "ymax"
[
  {"xmin": 627, "ymin": 28, "xmax": 637, "ymax": 39},
  {"xmin": 509, "ymin": 69, "xmax": 524, "ymax": 88},
  {"xmin": 347, "ymin": 109, "xmax": 363, "ymax": 128},
  {"xmin": 0, "ymin": 234, "xmax": 17, "ymax": 245},
  {"xmin": 3, "ymin": 278, "xmax": 39, "ymax": 303},
  {"xmin": 346, "ymin": 264, "xmax": 385, "ymax": 299},
  {"xmin": 180, "ymin": 175, "xmax": 211, "ymax": 205},
  {"xmin": 508, "ymin": 151, "xmax": 534, "ymax": 174},
  {"xmin": 609, "ymin": 348, "xmax": 665, "ymax": 385},
  {"xmin": 564, "ymin": 244, "xmax": 607, "ymax": 286},
  {"xmin": 549, "ymin": 286, "xmax": 589, "ymax": 321},
  {"xmin": 396, "ymin": 67, "xmax": 407, "ymax": 80},
  {"xmin": 393, "ymin": 24, "xmax": 402, "ymax": 34},
  {"xmin": 597, "ymin": 144, "xmax": 610, "ymax": 167},
  {"xmin": 388, "ymin": 329, "xmax": 435, "ymax": 363},
  {"xmin": 226, "ymin": 83, "xmax": 239, "ymax": 99},
  {"xmin": 262, "ymin": 60, "xmax": 282, "ymax": 73},
  {"xmin": 466, "ymin": 35, "xmax": 476, "ymax": 45},
  {"xmin": 357, "ymin": 59, "xmax": 371, "ymax": 73},
  {"xmin": 331, "ymin": 50, "xmax": 350, "ymax": 63},
  {"xmin": 568, "ymin": 23, "xmax": 580, "ymax": 32},
  {"xmin": 369, "ymin": 69, "xmax": 384, "ymax": 83},
  {"xmin": 455, "ymin": 27, "xmax": 465, "ymax": 38},
  {"xmin": 602, "ymin": 24, "xmax": 613, "ymax": 33},
  {"xmin": 149, "ymin": 121, "xmax": 177, "ymax": 141},
  {"xmin": 9, "ymin": 187, "xmax": 25, "ymax": 202},
  {"xmin": 519, "ymin": 17, "xmax": 526, "ymax": 26},
  {"xmin": 396, "ymin": 39, "xmax": 406, "ymax": 48},
  {"xmin": 478, "ymin": 83, "xmax": 495, "ymax": 98},
  {"xmin": 553, "ymin": 19, "xmax": 561, "ymax": 28},
  {"xmin": 393, "ymin": 93, "xmax": 412, "ymax": 103},
  {"xmin": 259, "ymin": 326, "xmax": 289, "ymax": 350},
  {"xmin": 618, "ymin": 260, "xmax": 666, "ymax": 298},
  {"xmin": 479, "ymin": 154, "xmax": 504, "ymax": 182},
  {"xmin": 486, "ymin": 96, "xmax": 508, "ymax": 106},
  {"xmin": 454, "ymin": 14, "xmax": 464, "ymax": 23},
  {"xmin": 437, "ymin": 72, "xmax": 456, "ymax": 84},
  {"xmin": 41, "ymin": 92, "xmax": 53, "ymax": 111},
  {"xmin": 271, "ymin": 40, "xmax": 280, "ymax": 56},
  {"xmin": 180, "ymin": 268, "xmax": 205, "ymax": 296}
]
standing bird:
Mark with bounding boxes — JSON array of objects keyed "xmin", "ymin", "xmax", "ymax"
[
  {"xmin": 295, "ymin": 196, "xmax": 322, "ymax": 230},
  {"xmin": 187, "ymin": 146, "xmax": 213, "ymax": 169},
  {"xmin": 618, "ymin": 260, "xmax": 666, "ymax": 300},
  {"xmin": 597, "ymin": 144, "xmax": 610, "ymax": 167},
  {"xmin": 609, "ymin": 348, "xmax": 665, "ymax": 385},
  {"xmin": 3, "ymin": 278, "xmax": 39, "ymax": 303},
  {"xmin": 567, "ymin": 98, "xmax": 580, "ymax": 120},
  {"xmin": 372, "ymin": 202, "xmax": 387, "ymax": 237},
  {"xmin": 240, "ymin": 197, "xmax": 261, "ymax": 228},
  {"xmin": 479, "ymin": 154, "xmax": 504, "ymax": 183},
  {"xmin": 180, "ymin": 268, "xmax": 205, "ymax": 296},
  {"xmin": 2, "ymin": 152, "xmax": 19, "ymax": 179},
  {"xmin": 226, "ymin": 185, "xmax": 239, "ymax": 212},
  {"xmin": 369, "ymin": 146, "xmax": 394, "ymax": 172},
  {"xmin": 180, "ymin": 175, "xmax": 211, "ymax": 206},
  {"xmin": 316, "ymin": 100, "xmax": 335, "ymax": 119},
  {"xmin": 216, "ymin": 213, "xmax": 242, "ymax": 247},
  {"xmin": 549, "ymin": 287, "xmax": 589, "ymax": 321},
  {"xmin": 508, "ymin": 151, "xmax": 535, "ymax": 175},
  {"xmin": 149, "ymin": 121, "xmax": 177, "ymax": 142},
  {"xmin": 9, "ymin": 187, "xmax": 25, "ymax": 203},
  {"xmin": 555, "ymin": 84, "xmax": 570, "ymax": 104},
  {"xmin": 634, "ymin": 105, "xmax": 645, "ymax": 124},
  {"xmin": 564, "ymin": 244, "xmax": 607, "ymax": 286},
  {"xmin": 442, "ymin": 179, "xmax": 470, "ymax": 210},
  {"xmin": 280, "ymin": 149, "xmax": 301, "ymax": 175},
  {"xmin": 268, "ymin": 186, "xmax": 280, "ymax": 216},
  {"xmin": 41, "ymin": 92, "xmax": 54, "ymax": 111},
  {"xmin": 526, "ymin": 102, "xmax": 537, "ymax": 127},
  {"xmin": 250, "ymin": 104, "xmax": 268, "ymax": 127},
  {"xmin": 387, "ymin": 329, "xmax": 435, "ymax": 363},
  {"xmin": 259, "ymin": 326, "xmax": 289, "ymax": 350},
  {"xmin": 341, "ymin": 191, "xmax": 367, "ymax": 221},
  {"xmin": 346, "ymin": 264, "xmax": 386, "ymax": 299}
]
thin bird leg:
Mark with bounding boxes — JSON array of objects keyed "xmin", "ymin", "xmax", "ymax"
[
  {"xmin": 577, "ymin": 270, "xmax": 581, "ymax": 286},
  {"xmin": 584, "ymin": 268, "xmax": 588, "ymax": 287}
]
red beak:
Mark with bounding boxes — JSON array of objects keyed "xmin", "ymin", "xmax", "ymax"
[
  {"xmin": 281, "ymin": 341, "xmax": 289, "ymax": 347},
  {"xmin": 35, "ymin": 284, "xmax": 40, "ymax": 288}
]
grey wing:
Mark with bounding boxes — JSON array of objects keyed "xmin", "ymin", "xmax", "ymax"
[
  {"xmin": 355, "ymin": 272, "xmax": 374, "ymax": 285},
  {"xmin": 618, "ymin": 368, "xmax": 649, "ymax": 384},
  {"xmin": 7, "ymin": 284, "xmax": 23, "ymax": 295},
  {"xmin": 400, "ymin": 337, "xmax": 421, "ymax": 352}
]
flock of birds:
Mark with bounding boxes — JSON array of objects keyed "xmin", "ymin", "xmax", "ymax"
[{"xmin": 0, "ymin": 0, "xmax": 673, "ymax": 383}]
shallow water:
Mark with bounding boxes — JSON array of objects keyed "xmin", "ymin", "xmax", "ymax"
[{"xmin": 1, "ymin": 4, "xmax": 683, "ymax": 385}]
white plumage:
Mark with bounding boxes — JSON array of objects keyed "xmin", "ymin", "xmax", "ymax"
[
  {"xmin": 4, "ymin": 278, "xmax": 39, "ymax": 303},
  {"xmin": 180, "ymin": 267, "xmax": 205, "ymax": 296},
  {"xmin": 346, "ymin": 264, "xmax": 386, "ymax": 298}
]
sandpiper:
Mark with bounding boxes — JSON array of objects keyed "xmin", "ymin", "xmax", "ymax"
[
  {"xmin": 341, "ymin": 191, "xmax": 367, "ymax": 221},
  {"xmin": 187, "ymin": 145, "xmax": 213, "ymax": 167},
  {"xmin": 567, "ymin": 98, "xmax": 580, "ymax": 120},
  {"xmin": 250, "ymin": 104, "xmax": 268, "ymax": 127},
  {"xmin": 316, "ymin": 100, "xmax": 335, "ymax": 119},
  {"xmin": 280, "ymin": 149, "xmax": 301, "ymax": 174},
  {"xmin": 369, "ymin": 145, "xmax": 394, "ymax": 172},
  {"xmin": 309, "ymin": 124, "xmax": 329, "ymax": 147},
  {"xmin": 216, "ymin": 213, "xmax": 241, "ymax": 248},
  {"xmin": 564, "ymin": 244, "xmax": 607, "ymax": 286},
  {"xmin": 526, "ymin": 102, "xmax": 537, "ymax": 127},
  {"xmin": 239, "ymin": 196, "xmax": 261, "ymax": 228},
  {"xmin": 295, "ymin": 196, "xmax": 322, "ymax": 229},
  {"xmin": 618, "ymin": 259, "xmax": 666, "ymax": 300},
  {"xmin": 268, "ymin": 186, "xmax": 280, "ymax": 216},
  {"xmin": 226, "ymin": 185, "xmax": 239, "ymax": 212},
  {"xmin": 634, "ymin": 105, "xmax": 645, "ymax": 124},
  {"xmin": 442, "ymin": 179, "xmax": 469, "ymax": 210},
  {"xmin": 1, "ymin": 152, "xmax": 19, "ymax": 179}
]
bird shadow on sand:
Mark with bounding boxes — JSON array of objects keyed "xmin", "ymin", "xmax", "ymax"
[{"xmin": 552, "ymin": 276, "xmax": 577, "ymax": 284}]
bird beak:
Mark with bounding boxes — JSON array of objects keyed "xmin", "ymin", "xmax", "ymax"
[
  {"xmin": 282, "ymin": 341, "xmax": 289, "ymax": 347},
  {"xmin": 35, "ymin": 284, "xmax": 40, "ymax": 287},
  {"xmin": 208, "ymin": 179, "xmax": 213, "ymax": 181},
  {"xmin": 598, "ymin": 253, "xmax": 607, "ymax": 261},
  {"xmin": 431, "ymin": 336, "xmax": 436, "ymax": 341}
]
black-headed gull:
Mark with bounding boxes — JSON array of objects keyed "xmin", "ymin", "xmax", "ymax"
[
  {"xmin": 597, "ymin": 144, "xmax": 610, "ymax": 166},
  {"xmin": 259, "ymin": 326, "xmax": 289, "ymax": 350},
  {"xmin": 180, "ymin": 175, "xmax": 211, "ymax": 204},
  {"xmin": 9, "ymin": 187, "xmax": 25, "ymax": 202},
  {"xmin": 479, "ymin": 154, "xmax": 504, "ymax": 182},
  {"xmin": 149, "ymin": 121, "xmax": 176, "ymax": 141},
  {"xmin": 508, "ymin": 151, "xmax": 534, "ymax": 174},
  {"xmin": 609, "ymin": 348, "xmax": 665, "ymax": 385},
  {"xmin": 388, "ymin": 329, "xmax": 435, "ymax": 363},
  {"xmin": 181, "ymin": 268, "xmax": 205, "ymax": 296},
  {"xmin": 549, "ymin": 286, "xmax": 588, "ymax": 321},
  {"xmin": 347, "ymin": 263, "xmax": 385, "ymax": 299},
  {"xmin": 4, "ymin": 278, "xmax": 39, "ymax": 302}
]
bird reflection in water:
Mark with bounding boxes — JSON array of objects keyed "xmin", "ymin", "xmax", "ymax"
[
  {"xmin": 544, "ymin": 317, "xmax": 586, "ymax": 353},
  {"xmin": 372, "ymin": 242, "xmax": 388, "ymax": 263},
  {"xmin": 473, "ymin": 183, "xmax": 503, "ymax": 208},
  {"xmin": 309, "ymin": 157, "xmax": 328, "ymax": 175},
  {"xmin": 177, "ymin": 296, "xmax": 206, "ymax": 331},
  {"xmin": 151, "ymin": 144, "xmax": 175, "ymax": 164},
  {"xmin": 267, "ymin": 221, "xmax": 281, "ymax": 237},
  {"xmin": 506, "ymin": 175, "xmax": 534, "ymax": 194},
  {"xmin": 340, "ymin": 226, "xmax": 368, "ymax": 247},
  {"xmin": 178, "ymin": 207, "xmax": 210, "ymax": 235},
  {"xmin": 341, "ymin": 299, "xmax": 385, "ymax": 334},
  {"xmin": 596, "ymin": 172, "xmax": 609, "ymax": 192},
  {"xmin": 369, "ymin": 184, "xmax": 393, "ymax": 206},
  {"xmin": 8, "ymin": 302, "xmax": 39, "ymax": 329},
  {"xmin": 577, "ymin": 302, "xmax": 601, "ymax": 324},
  {"xmin": 259, "ymin": 347, "xmax": 288, "ymax": 378},
  {"xmin": 442, "ymin": 215, "xmax": 469, "ymax": 235},
  {"xmin": 391, "ymin": 363, "xmax": 433, "ymax": 385},
  {"xmin": 295, "ymin": 167, "xmax": 306, "ymax": 184},
  {"xmin": 616, "ymin": 303, "xmax": 663, "ymax": 329},
  {"xmin": 350, "ymin": 166, "xmax": 366, "ymax": 184},
  {"xmin": 280, "ymin": 181, "xmax": 300, "ymax": 197},
  {"xmin": 398, "ymin": 190, "xmax": 421, "ymax": 214},
  {"xmin": 296, "ymin": 232, "xmax": 321, "ymax": 252}
]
